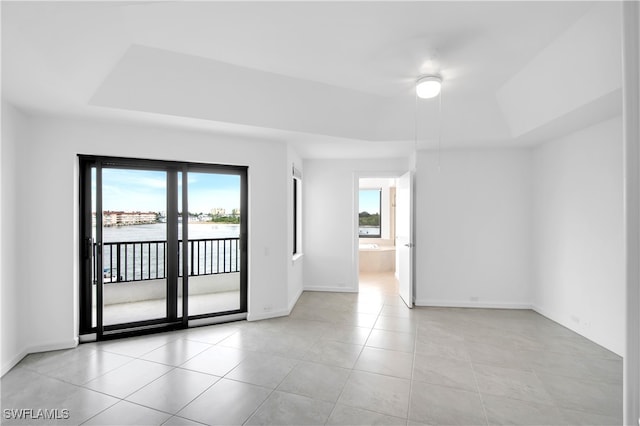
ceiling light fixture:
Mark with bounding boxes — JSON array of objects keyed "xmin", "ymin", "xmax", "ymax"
[{"xmin": 416, "ymin": 75, "xmax": 442, "ymax": 99}]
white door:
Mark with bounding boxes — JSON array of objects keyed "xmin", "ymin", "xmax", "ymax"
[{"xmin": 396, "ymin": 171, "xmax": 414, "ymax": 308}]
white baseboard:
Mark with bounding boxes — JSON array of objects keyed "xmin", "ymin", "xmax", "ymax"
[
  {"xmin": 303, "ymin": 286, "xmax": 358, "ymax": 293},
  {"xmin": 2, "ymin": 347, "xmax": 29, "ymax": 377},
  {"xmin": 288, "ymin": 287, "xmax": 303, "ymax": 312},
  {"xmin": 247, "ymin": 286, "xmax": 305, "ymax": 322},
  {"xmin": 415, "ymin": 299, "xmax": 533, "ymax": 310},
  {"xmin": 530, "ymin": 304, "xmax": 555, "ymax": 322},
  {"xmin": 531, "ymin": 304, "xmax": 584, "ymax": 335},
  {"xmin": 1, "ymin": 338, "xmax": 78, "ymax": 377},
  {"xmin": 247, "ymin": 309, "xmax": 290, "ymax": 322},
  {"xmin": 531, "ymin": 304, "xmax": 622, "ymax": 357},
  {"xmin": 27, "ymin": 338, "xmax": 79, "ymax": 354}
]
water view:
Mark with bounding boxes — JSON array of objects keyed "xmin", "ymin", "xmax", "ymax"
[{"xmin": 101, "ymin": 222, "xmax": 240, "ymax": 242}]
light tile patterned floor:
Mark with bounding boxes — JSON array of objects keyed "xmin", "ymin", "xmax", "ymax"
[{"xmin": 1, "ymin": 272, "xmax": 622, "ymax": 425}]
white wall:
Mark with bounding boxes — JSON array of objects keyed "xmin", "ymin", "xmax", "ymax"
[
  {"xmin": 1, "ymin": 103, "xmax": 30, "ymax": 375},
  {"xmin": 303, "ymin": 158, "xmax": 407, "ymax": 292},
  {"xmin": 7, "ymin": 112, "xmax": 293, "ymax": 361},
  {"xmin": 414, "ymin": 148, "xmax": 533, "ymax": 308},
  {"xmin": 533, "ymin": 116, "xmax": 624, "ymax": 356},
  {"xmin": 623, "ymin": 1, "xmax": 640, "ymax": 422}
]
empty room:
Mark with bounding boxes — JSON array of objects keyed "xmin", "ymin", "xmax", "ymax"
[{"xmin": 2, "ymin": 1, "xmax": 639, "ymax": 425}]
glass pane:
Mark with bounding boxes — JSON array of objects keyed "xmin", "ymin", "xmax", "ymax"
[
  {"xmin": 359, "ymin": 189, "xmax": 381, "ymax": 237},
  {"xmin": 101, "ymin": 168, "xmax": 168, "ymax": 326},
  {"xmin": 187, "ymin": 172, "xmax": 241, "ymax": 316}
]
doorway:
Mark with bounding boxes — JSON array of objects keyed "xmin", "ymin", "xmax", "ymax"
[
  {"xmin": 357, "ymin": 176, "xmax": 399, "ymax": 296},
  {"xmin": 79, "ymin": 156, "xmax": 248, "ymax": 340},
  {"xmin": 356, "ymin": 172, "xmax": 414, "ymax": 307}
]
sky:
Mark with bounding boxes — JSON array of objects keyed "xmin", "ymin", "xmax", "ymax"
[
  {"xmin": 359, "ymin": 189, "xmax": 381, "ymax": 214},
  {"xmin": 100, "ymin": 169, "xmax": 241, "ymax": 213}
]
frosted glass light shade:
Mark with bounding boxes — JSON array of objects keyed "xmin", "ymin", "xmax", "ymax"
[{"xmin": 416, "ymin": 76, "xmax": 442, "ymax": 99}]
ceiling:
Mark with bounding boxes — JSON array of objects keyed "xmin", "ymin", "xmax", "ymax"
[{"xmin": 1, "ymin": 1, "xmax": 617, "ymax": 158}]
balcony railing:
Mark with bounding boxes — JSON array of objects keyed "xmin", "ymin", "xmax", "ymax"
[{"xmin": 94, "ymin": 238, "xmax": 240, "ymax": 283}]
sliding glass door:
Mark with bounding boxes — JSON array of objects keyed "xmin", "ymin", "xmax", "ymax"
[
  {"xmin": 185, "ymin": 171, "xmax": 243, "ymax": 317},
  {"xmin": 101, "ymin": 167, "xmax": 169, "ymax": 326},
  {"xmin": 79, "ymin": 156, "xmax": 247, "ymax": 340}
]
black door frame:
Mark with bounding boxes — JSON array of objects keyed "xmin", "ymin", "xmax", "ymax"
[{"xmin": 78, "ymin": 155, "xmax": 248, "ymax": 340}]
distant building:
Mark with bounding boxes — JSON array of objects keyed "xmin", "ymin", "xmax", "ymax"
[
  {"xmin": 231, "ymin": 208, "xmax": 240, "ymax": 217},
  {"xmin": 211, "ymin": 208, "xmax": 226, "ymax": 216},
  {"xmin": 95, "ymin": 211, "xmax": 158, "ymax": 226}
]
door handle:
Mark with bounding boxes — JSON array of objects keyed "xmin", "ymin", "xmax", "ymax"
[
  {"xmin": 84, "ymin": 237, "xmax": 93, "ymax": 259},
  {"xmin": 404, "ymin": 243, "xmax": 414, "ymax": 248}
]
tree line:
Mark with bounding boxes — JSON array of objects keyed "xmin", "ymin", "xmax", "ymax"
[{"xmin": 359, "ymin": 211, "xmax": 380, "ymax": 226}]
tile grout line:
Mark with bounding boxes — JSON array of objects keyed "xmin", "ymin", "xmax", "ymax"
[
  {"xmin": 466, "ymin": 337, "xmax": 491, "ymax": 426},
  {"xmin": 326, "ymin": 300, "xmax": 373, "ymax": 425},
  {"xmin": 320, "ymin": 302, "xmax": 377, "ymax": 425},
  {"xmin": 528, "ymin": 367, "xmax": 572, "ymax": 423},
  {"xmin": 323, "ymin": 294, "xmax": 417, "ymax": 423},
  {"xmin": 406, "ymin": 310, "xmax": 419, "ymax": 426},
  {"xmin": 82, "ymin": 337, "xmax": 225, "ymax": 424},
  {"xmin": 77, "ymin": 366, "xmax": 191, "ymax": 424},
  {"xmin": 155, "ymin": 373, "xmax": 222, "ymax": 424},
  {"xmin": 237, "ymin": 316, "xmax": 336, "ymax": 426}
]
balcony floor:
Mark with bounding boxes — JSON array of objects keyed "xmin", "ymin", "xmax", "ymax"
[{"xmin": 93, "ymin": 291, "xmax": 240, "ymax": 326}]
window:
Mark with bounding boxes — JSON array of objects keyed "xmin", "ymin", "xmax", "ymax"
[
  {"xmin": 293, "ymin": 166, "xmax": 302, "ymax": 255},
  {"xmin": 359, "ymin": 188, "xmax": 381, "ymax": 238}
]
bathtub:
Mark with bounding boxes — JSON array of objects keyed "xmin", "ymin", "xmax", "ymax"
[
  {"xmin": 359, "ymin": 243, "xmax": 379, "ymax": 250},
  {"xmin": 359, "ymin": 243, "xmax": 396, "ymax": 273}
]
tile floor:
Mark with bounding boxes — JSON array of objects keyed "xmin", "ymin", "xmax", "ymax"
[{"xmin": 1, "ymin": 272, "xmax": 622, "ymax": 425}]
